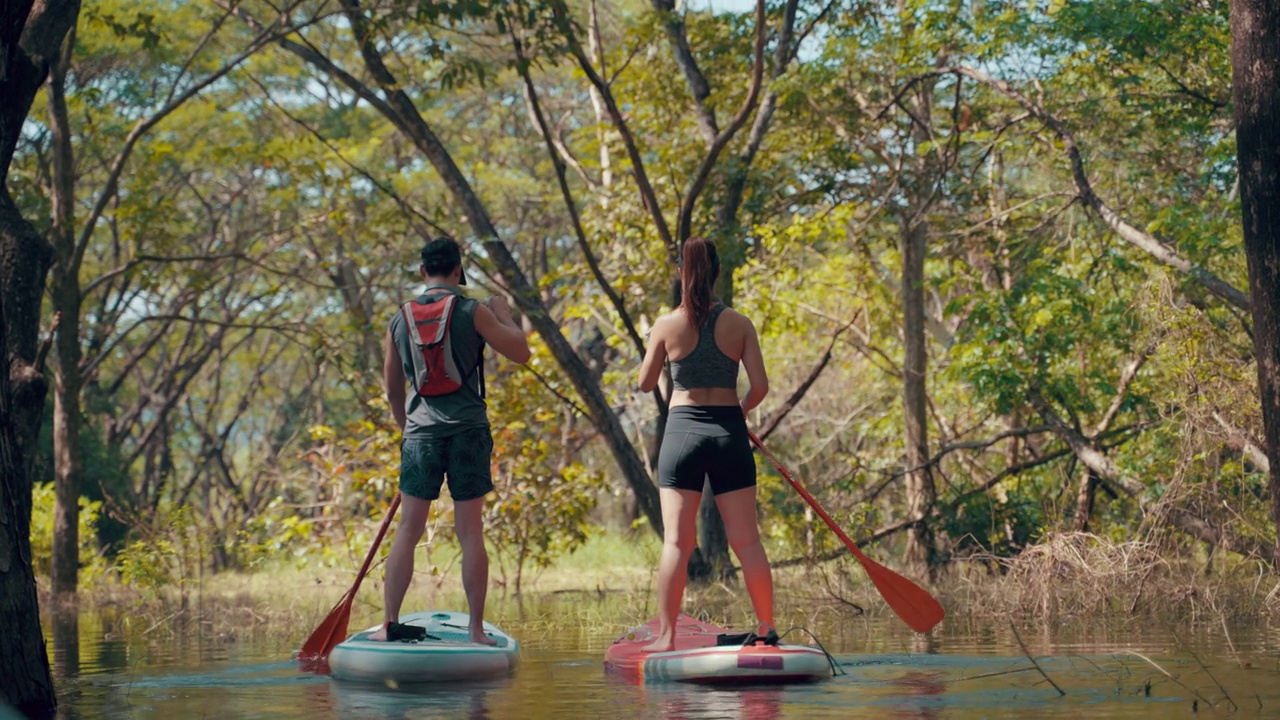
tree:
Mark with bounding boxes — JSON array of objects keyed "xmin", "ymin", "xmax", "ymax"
[
  {"xmin": 42, "ymin": 0, "xmax": 306, "ymax": 596},
  {"xmin": 1229, "ymin": 0, "xmax": 1280, "ymax": 565},
  {"xmin": 1, "ymin": 0, "xmax": 80, "ymax": 715}
]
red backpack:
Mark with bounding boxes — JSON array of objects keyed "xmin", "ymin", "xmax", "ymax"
[{"xmin": 401, "ymin": 292, "xmax": 483, "ymax": 397}]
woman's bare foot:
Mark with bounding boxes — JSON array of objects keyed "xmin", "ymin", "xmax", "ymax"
[
  {"xmin": 366, "ymin": 624, "xmax": 389, "ymax": 642},
  {"xmin": 470, "ymin": 628, "xmax": 498, "ymax": 646},
  {"xmin": 640, "ymin": 633, "xmax": 675, "ymax": 653}
]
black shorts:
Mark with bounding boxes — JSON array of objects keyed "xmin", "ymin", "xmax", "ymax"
[
  {"xmin": 658, "ymin": 406, "xmax": 756, "ymax": 495},
  {"xmin": 400, "ymin": 426, "xmax": 495, "ymax": 502}
]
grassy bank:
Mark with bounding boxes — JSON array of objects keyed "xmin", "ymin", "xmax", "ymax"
[{"xmin": 38, "ymin": 531, "xmax": 1280, "ymax": 647}]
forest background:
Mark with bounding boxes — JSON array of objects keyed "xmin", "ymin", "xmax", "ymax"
[{"xmin": 2, "ymin": 0, "xmax": 1279, "ymax": 714}]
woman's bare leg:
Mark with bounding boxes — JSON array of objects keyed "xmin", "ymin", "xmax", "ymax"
[
  {"xmin": 640, "ymin": 487, "xmax": 702, "ymax": 653},
  {"xmin": 715, "ymin": 485, "xmax": 773, "ymax": 631}
]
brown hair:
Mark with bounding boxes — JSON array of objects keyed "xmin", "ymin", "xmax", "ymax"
[{"xmin": 679, "ymin": 237, "xmax": 720, "ymax": 328}]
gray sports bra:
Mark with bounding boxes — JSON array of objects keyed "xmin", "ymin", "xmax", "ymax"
[{"xmin": 669, "ymin": 304, "xmax": 739, "ymax": 391}]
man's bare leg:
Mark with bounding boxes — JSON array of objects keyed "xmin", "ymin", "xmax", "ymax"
[
  {"xmin": 640, "ymin": 487, "xmax": 702, "ymax": 653},
  {"xmin": 367, "ymin": 494, "xmax": 432, "ymax": 641},
  {"xmin": 454, "ymin": 496, "xmax": 497, "ymax": 646}
]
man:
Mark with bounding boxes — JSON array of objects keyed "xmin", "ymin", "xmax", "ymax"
[{"xmin": 372, "ymin": 237, "xmax": 531, "ymax": 644}]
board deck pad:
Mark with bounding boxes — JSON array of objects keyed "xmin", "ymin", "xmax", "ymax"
[
  {"xmin": 328, "ymin": 610, "xmax": 520, "ymax": 683},
  {"xmin": 604, "ymin": 614, "xmax": 832, "ymax": 684}
]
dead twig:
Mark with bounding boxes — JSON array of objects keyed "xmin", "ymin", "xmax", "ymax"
[
  {"xmin": 1124, "ymin": 650, "xmax": 1215, "ymax": 708},
  {"xmin": 1218, "ymin": 614, "xmax": 1244, "ymax": 669},
  {"xmin": 1186, "ymin": 646, "xmax": 1238, "ymax": 712},
  {"xmin": 1009, "ymin": 623, "xmax": 1065, "ymax": 696}
]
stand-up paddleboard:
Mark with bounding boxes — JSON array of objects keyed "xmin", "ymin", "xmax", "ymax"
[
  {"xmin": 329, "ymin": 611, "xmax": 520, "ymax": 684},
  {"xmin": 604, "ymin": 614, "xmax": 833, "ymax": 684}
]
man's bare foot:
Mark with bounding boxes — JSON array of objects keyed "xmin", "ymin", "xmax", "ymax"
[
  {"xmin": 640, "ymin": 634, "xmax": 675, "ymax": 653},
  {"xmin": 470, "ymin": 628, "xmax": 498, "ymax": 646}
]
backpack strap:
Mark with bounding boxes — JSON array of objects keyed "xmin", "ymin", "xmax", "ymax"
[
  {"xmin": 401, "ymin": 292, "xmax": 485, "ymax": 397},
  {"xmin": 402, "ymin": 293, "xmax": 457, "ymax": 347}
]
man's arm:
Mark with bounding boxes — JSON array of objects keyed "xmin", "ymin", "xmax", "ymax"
[
  {"xmin": 474, "ymin": 296, "xmax": 532, "ymax": 364},
  {"xmin": 384, "ymin": 327, "xmax": 408, "ymax": 431}
]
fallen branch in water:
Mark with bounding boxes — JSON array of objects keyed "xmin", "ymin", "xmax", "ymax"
[
  {"xmin": 1183, "ymin": 643, "xmax": 1238, "ymax": 712},
  {"xmin": 1010, "ymin": 623, "xmax": 1065, "ymax": 696},
  {"xmin": 1124, "ymin": 650, "xmax": 1215, "ymax": 708}
]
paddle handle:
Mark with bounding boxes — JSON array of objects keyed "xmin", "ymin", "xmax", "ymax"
[{"xmin": 748, "ymin": 432, "xmax": 869, "ymax": 563}]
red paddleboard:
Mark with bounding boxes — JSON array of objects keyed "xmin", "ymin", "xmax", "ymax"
[{"xmin": 604, "ymin": 614, "xmax": 833, "ymax": 684}]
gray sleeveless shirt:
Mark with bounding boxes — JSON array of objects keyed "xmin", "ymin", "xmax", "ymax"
[
  {"xmin": 388, "ymin": 284, "xmax": 487, "ymax": 438},
  {"xmin": 669, "ymin": 304, "xmax": 739, "ymax": 390}
]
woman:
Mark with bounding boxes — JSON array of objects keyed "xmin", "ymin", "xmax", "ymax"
[{"xmin": 637, "ymin": 236, "xmax": 772, "ymax": 652}]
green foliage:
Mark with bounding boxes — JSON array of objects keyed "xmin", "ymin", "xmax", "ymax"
[
  {"xmin": 29, "ymin": 485, "xmax": 109, "ymax": 582},
  {"xmin": 941, "ymin": 486, "xmax": 1046, "ymax": 559},
  {"xmin": 486, "ymin": 365, "xmax": 607, "ymax": 594},
  {"xmin": 114, "ymin": 506, "xmax": 203, "ymax": 599}
]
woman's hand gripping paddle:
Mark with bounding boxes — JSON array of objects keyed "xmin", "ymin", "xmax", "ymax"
[
  {"xmin": 298, "ymin": 493, "xmax": 402, "ymax": 663},
  {"xmin": 748, "ymin": 432, "xmax": 945, "ymax": 633}
]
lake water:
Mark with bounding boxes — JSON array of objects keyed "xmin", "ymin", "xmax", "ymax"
[{"xmin": 43, "ymin": 596, "xmax": 1280, "ymax": 719}]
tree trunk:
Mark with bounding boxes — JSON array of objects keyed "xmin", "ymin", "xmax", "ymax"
[
  {"xmin": 51, "ymin": 608, "xmax": 79, "ymax": 679},
  {"xmin": 0, "ymin": 267, "xmax": 56, "ymax": 717},
  {"xmin": 900, "ymin": 212, "xmax": 936, "ymax": 571},
  {"xmin": 1073, "ymin": 469, "xmax": 1098, "ymax": 532},
  {"xmin": 1230, "ymin": 0, "xmax": 1280, "ymax": 566},
  {"xmin": 898, "ymin": 19, "xmax": 939, "ymax": 572},
  {"xmin": 48, "ymin": 29, "xmax": 84, "ymax": 597},
  {"xmin": 1, "ymin": 0, "xmax": 80, "ymax": 715}
]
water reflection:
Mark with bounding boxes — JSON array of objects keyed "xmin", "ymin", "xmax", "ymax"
[
  {"xmin": 642, "ymin": 685, "xmax": 783, "ymax": 720},
  {"xmin": 886, "ymin": 671, "xmax": 945, "ymax": 720},
  {"xmin": 51, "ymin": 606, "xmax": 79, "ymax": 680},
  {"xmin": 328, "ymin": 677, "xmax": 508, "ymax": 719}
]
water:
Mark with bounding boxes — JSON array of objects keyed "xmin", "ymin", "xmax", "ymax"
[{"xmin": 44, "ymin": 599, "xmax": 1280, "ymax": 719}]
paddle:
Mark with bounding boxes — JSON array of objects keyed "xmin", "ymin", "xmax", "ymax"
[
  {"xmin": 748, "ymin": 432, "xmax": 945, "ymax": 633},
  {"xmin": 298, "ymin": 493, "xmax": 402, "ymax": 663}
]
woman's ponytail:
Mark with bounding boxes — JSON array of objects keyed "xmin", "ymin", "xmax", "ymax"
[{"xmin": 679, "ymin": 237, "xmax": 720, "ymax": 327}]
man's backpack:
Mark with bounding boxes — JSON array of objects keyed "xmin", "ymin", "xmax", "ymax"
[{"xmin": 401, "ymin": 292, "xmax": 484, "ymax": 397}]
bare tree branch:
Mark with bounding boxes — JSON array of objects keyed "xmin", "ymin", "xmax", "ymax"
[
  {"xmin": 648, "ymin": 0, "xmax": 719, "ymax": 144},
  {"xmin": 550, "ymin": 0, "xmax": 675, "ymax": 254},
  {"xmin": 944, "ymin": 65, "xmax": 1251, "ymax": 311},
  {"xmin": 675, "ymin": 0, "xmax": 768, "ymax": 244},
  {"xmin": 758, "ymin": 310, "xmax": 860, "ymax": 441},
  {"xmin": 74, "ymin": 3, "xmax": 313, "ymax": 267}
]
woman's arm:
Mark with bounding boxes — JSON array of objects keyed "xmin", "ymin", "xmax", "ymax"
[
  {"xmin": 739, "ymin": 318, "xmax": 769, "ymax": 414},
  {"xmin": 638, "ymin": 318, "xmax": 668, "ymax": 393}
]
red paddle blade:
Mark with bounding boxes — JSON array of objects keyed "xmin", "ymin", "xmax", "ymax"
[
  {"xmin": 859, "ymin": 552, "xmax": 945, "ymax": 633},
  {"xmin": 298, "ymin": 595, "xmax": 352, "ymax": 662},
  {"xmin": 298, "ymin": 494, "xmax": 402, "ymax": 664},
  {"xmin": 748, "ymin": 432, "xmax": 945, "ymax": 633}
]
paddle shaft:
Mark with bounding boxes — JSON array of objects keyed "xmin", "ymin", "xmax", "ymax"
[
  {"xmin": 349, "ymin": 492, "xmax": 401, "ymax": 598},
  {"xmin": 748, "ymin": 431, "xmax": 944, "ymax": 633},
  {"xmin": 299, "ymin": 493, "xmax": 402, "ymax": 661},
  {"xmin": 747, "ymin": 433, "xmax": 872, "ymax": 564}
]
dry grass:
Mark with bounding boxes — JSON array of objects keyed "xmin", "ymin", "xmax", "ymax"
[{"xmin": 944, "ymin": 532, "xmax": 1280, "ymax": 623}]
